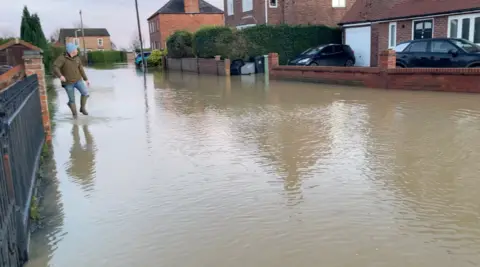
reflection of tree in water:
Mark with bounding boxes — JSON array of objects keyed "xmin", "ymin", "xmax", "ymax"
[{"xmin": 66, "ymin": 124, "xmax": 96, "ymax": 194}]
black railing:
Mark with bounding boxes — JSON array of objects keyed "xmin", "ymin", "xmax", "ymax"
[{"xmin": 0, "ymin": 74, "xmax": 45, "ymax": 266}]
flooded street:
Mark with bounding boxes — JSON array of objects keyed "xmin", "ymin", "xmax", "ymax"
[{"xmin": 26, "ymin": 66, "xmax": 480, "ymax": 267}]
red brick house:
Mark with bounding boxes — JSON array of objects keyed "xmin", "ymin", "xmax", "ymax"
[
  {"xmin": 147, "ymin": 0, "xmax": 224, "ymax": 50},
  {"xmin": 339, "ymin": 0, "xmax": 480, "ymax": 67},
  {"xmin": 225, "ymin": 0, "xmax": 357, "ymax": 28}
]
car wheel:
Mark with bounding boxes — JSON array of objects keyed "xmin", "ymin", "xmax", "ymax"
[
  {"xmin": 345, "ymin": 59, "xmax": 354, "ymax": 67},
  {"xmin": 309, "ymin": 62, "xmax": 318, "ymax": 66}
]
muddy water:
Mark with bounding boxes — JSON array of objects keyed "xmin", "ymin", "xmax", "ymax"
[{"xmin": 26, "ymin": 67, "xmax": 480, "ymax": 267}]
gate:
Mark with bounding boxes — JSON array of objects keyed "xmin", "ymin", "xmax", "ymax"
[{"xmin": 0, "ymin": 74, "xmax": 45, "ymax": 266}]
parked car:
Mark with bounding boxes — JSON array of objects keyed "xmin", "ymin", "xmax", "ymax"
[
  {"xmin": 287, "ymin": 44, "xmax": 356, "ymax": 67},
  {"xmin": 394, "ymin": 41, "xmax": 411, "ymax": 52},
  {"xmin": 396, "ymin": 38, "xmax": 480, "ymax": 68},
  {"xmin": 135, "ymin": 52, "xmax": 151, "ymax": 67}
]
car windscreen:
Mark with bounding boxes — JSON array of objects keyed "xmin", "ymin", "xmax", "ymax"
[
  {"xmin": 395, "ymin": 42, "xmax": 410, "ymax": 52},
  {"xmin": 301, "ymin": 46, "xmax": 326, "ymax": 56},
  {"xmin": 451, "ymin": 39, "xmax": 480, "ymax": 53}
]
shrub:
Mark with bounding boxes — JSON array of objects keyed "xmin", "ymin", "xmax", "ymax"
[
  {"xmin": 147, "ymin": 49, "xmax": 163, "ymax": 66},
  {"xmin": 241, "ymin": 24, "xmax": 342, "ymax": 64},
  {"xmin": 87, "ymin": 51, "xmax": 127, "ymax": 64},
  {"xmin": 193, "ymin": 26, "xmax": 235, "ymax": 58},
  {"xmin": 166, "ymin": 31, "xmax": 194, "ymax": 58}
]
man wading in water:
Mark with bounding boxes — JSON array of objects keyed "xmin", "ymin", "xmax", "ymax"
[{"xmin": 53, "ymin": 43, "xmax": 90, "ymax": 118}]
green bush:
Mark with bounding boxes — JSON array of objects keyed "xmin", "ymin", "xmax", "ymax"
[
  {"xmin": 193, "ymin": 26, "xmax": 235, "ymax": 58},
  {"xmin": 188, "ymin": 24, "xmax": 341, "ymax": 64},
  {"xmin": 87, "ymin": 50, "xmax": 126, "ymax": 64},
  {"xmin": 166, "ymin": 31, "xmax": 194, "ymax": 58},
  {"xmin": 242, "ymin": 24, "xmax": 342, "ymax": 64},
  {"xmin": 147, "ymin": 49, "xmax": 165, "ymax": 66}
]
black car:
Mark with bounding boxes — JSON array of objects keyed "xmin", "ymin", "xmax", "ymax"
[
  {"xmin": 396, "ymin": 38, "xmax": 480, "ymax": 68},
  {"xmin": 288, "ymin": 44, "xmax": 356, "ymax": 67}
]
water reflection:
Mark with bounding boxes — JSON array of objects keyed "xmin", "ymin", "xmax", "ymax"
[
  {"xmin": 66, "ymin": 124, "xmax": 96, "ymax": 194},
  {"xmin": 28, "ymin": 68, "xmax": 480, "ymax": 267}
]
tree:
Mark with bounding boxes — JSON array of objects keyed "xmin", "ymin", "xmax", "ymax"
[
  {"xmin": 130, "ymin": 33, "xmax": 141, "ymax": 51},
  {"xmin": 20, "ymin": 6, "xmax": 51, "ymax": 71},
  {"xmin": 50, "ymin": 28, "xmax": 60, "ymax": 43}
]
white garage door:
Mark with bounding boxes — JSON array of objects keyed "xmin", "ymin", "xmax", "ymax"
[{"xmin": 345, "ymin": 26, "xmax": 371, "ymax": 67}]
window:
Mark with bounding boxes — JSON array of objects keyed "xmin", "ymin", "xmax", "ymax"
[
  {"xmin": 450, "ymin": 19, "xmax": 458, "ymax": 38},
  {"xmin": 448, "ymin": 13, "xmax": 480, "ymax": 44},
  {"xmin": 413, "ymin": 19, "xmax": 433, "ymax": 39},
  {"xmin": 227, "ymin": 0, "xmax": 234, "ymax": 14},
  {"xmin": 462, "ymin": 18, "xmax": 470, "ymax": 39},
  {"xmin": 332, "ymin": 0, "xmax": 346, "ymax": 7},
  {"xmin": 242, "ymin": 0, "xmax": 252, "ymax": 12},
  {"xmin": 389, "ymin": 22, "xmax": 397, "ymax": 48},
  {"xmin": 269, "ymin": 0, "xmax": 277, "ymax": 8},
  {"xmin": 74, "ymin": 38, "xmax": 79, "ymax": 46},
  {"xmin": 97, "ymin": 38, "xmax": 104, "ymax": 47},
  {"xmin": 149, "ymin": 22, "xmax": 152, "ymax": 33},
  {"xmin": 408, "ymin": 41, "xmax": 428, "ymax": 52},
  {"xmin": 431, "ymin": 41, "xmax": 456, "ymax": 53},
  {"xmin": 321, "ymin": 45, "xmax": 335, "ymax": 54},
  {"xmin": 451, "ymin": 39, "xmax": 480, "ymax": 53}
]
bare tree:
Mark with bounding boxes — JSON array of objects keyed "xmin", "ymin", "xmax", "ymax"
[
  {"xmin": 111, "ymin": 41, "xmax": 117, "ymax": 50},
  {"xmin": 50, "ymin": 28, "xmax": 60, "ymax": 43},
  {"xmin": 130, "ymin": 32, "xmax": 141, "ymax": 51}
]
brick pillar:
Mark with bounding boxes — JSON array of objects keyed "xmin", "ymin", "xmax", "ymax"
[
  {"xmin": 23, "ymin": 51, "xmax": 51, "ymax": 144},
  {"xmin": 268, "ymin": 53, "xmax": 279, "ymax": 72},
  {"xmin": 379, "ymin": 50, "xmax": 396, "ymax": 69},
  {"xmin": 224, "ymin": 59, "xmax": 230, "ymax": 76}
]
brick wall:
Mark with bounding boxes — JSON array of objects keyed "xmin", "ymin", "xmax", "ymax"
[
  {"xmin": 0, "ymin": 65, "xmax": 25, "ymax": 90},
  {"xmin": 65, "ymin": 36, "xmax": 112, "ymax": 51},
  {"xmin": 225, "ymin": 0, "xmax": 356, "ymax": 27},
  {"xmin": 152, "ymin": 13, "xmax": 224, "ymax": 49},
  {"xmin": 166, "ymin": 57, "xmax": 231, "ymax": 76},
  {"xmin": 269, "ymin": 52, "xmax": 480, "ymax": 94}
]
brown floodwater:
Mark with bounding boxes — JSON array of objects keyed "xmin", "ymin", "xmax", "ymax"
[{"xmin": 26, "ymin": 66, "xmax": 480, "ymax": 267}]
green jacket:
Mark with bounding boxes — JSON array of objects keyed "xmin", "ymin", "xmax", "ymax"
[{"xmin": 53, "ymin": 54, "xmax": 88, "ymax": 84}]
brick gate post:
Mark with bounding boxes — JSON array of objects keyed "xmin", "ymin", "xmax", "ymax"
[{"xmin": 23, "ymin": 51, "xmax": 52, "ymax": 144}]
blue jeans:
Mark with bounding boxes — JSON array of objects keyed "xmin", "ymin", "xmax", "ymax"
[{"xmin": 64, "ymin": 80, "xmax": 89, "ymax": 104}]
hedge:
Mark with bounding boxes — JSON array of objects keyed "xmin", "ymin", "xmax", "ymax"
[
  {"xmin": 87, "ymin": 51, "xmax": 127, "ymax": 64},
  {"xmin": 147, "ymin": 49, "xmax": 168, "ymax": 66},
  {"xmin": 241, "ymin": 24, "xmax": 342, "ymax": 64},
  {"xmin": 166, "ymin": 30, "xmax": 194, "ymax": 58}
]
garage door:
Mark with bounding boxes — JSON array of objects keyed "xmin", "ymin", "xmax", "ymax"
[{"xmin": 345, "ymin": 26, "xmax": 371, "ymax": 67}]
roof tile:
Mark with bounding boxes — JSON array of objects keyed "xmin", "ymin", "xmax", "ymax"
[{"xmin": 341, "ymin": 0, "xmax": 480, "ymax": 24}]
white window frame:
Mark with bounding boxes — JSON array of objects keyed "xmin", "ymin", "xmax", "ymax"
[
  {"xmin": 227, "ymin": 0, "xmax": 234, "ymax": 15},
  {"xmin": 448, "ymin": 13, "xmax": 480, "ymax": 44},
  {"xmin": 332, "ymin": 0, "xmax": 346, "ymax": 8},
  {"xmin": 97, "ymin": 49, "xmax": 104, "ymax": 51},
  {"xmin": 411, "ymin": 18, "xmax": 434, "ymax": 40},
  {"xmin": 269, "ymin": 0, "xmax": 277, "ymax": 8},
  {"xmin": 74, "ymin": 38, "xmax": 80, "ymax": 46},
  {"xmin": 388, "ymin": 22, "xmax": 397, "ymax": 49},
  {"xmin": 98, "ymin": 38, "xmax": 104, "ymax": 47},
  {"xmin": 242, "ymin": 0, "xmax": 252, "ymax": 12}
]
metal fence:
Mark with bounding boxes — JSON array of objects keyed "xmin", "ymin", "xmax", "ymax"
[{"xmin": 0, "ymin": 74, "xmax": 45, "ymax": 266}]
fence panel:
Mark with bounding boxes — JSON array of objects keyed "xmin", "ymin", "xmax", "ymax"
[{"xmin": 0, "ymin": 74, "xmax": 45, "ymax": 265}]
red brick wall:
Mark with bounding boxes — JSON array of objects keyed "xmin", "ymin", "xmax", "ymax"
[
  {"xmin": 269, "ymin": 52, "xmax": 480, "ymax": 94},
  {"xmin": 150, "ymin": 13, "xmax": 224, "ymax": 49},
  {"xmin": 434, "ymin": 16, "xmax": 448, "ymax": 37},
  {"xmin": 225, "ymin": 0, "xmax": 356, "ymax": 27}
]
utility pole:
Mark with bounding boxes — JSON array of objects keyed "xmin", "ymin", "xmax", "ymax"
[
  {"xmin": 79, "ymin": 10, "xmax": 87, "ymax": 61},
  {"xmin": 134, "ymin": 0, "xmax": 146, "ymax": 69}
]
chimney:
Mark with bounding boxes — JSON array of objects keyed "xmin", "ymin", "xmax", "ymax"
[{"xmin": 184, "ymin": 0, "xmax": 199, "ymax": 13}]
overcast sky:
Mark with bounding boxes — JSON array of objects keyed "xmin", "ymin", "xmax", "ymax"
[{"xmin": 0, "ymin": 0, "xmax": 224, "ymax": 49}]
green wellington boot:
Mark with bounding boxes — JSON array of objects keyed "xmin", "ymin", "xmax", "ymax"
[
  {"xmin": 68, "ymin": 103, "xmax": 78, "ymax": 118},
  {"xmin": 80, "ymin": 95, "xmax": 89, "ymax": 115}
]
